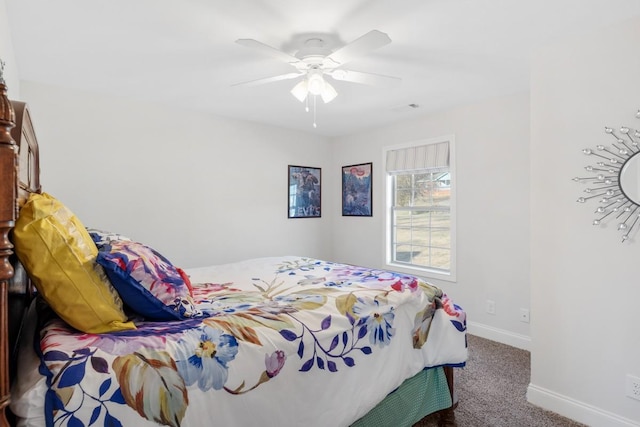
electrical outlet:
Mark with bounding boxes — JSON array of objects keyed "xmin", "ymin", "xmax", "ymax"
[
  {"xmin": 486, "ymin": 300, "xmax": 495, "ymax": 315},
  {"xmin": 520, "ymin": 308, "xmax": 530, "ymax": 323},
  {"xmin": 627, "ymin": 375, "xmax": 640, "ymax": 401}
]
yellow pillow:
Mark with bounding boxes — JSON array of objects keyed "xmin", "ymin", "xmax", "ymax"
[{"xmin": 13, "ymin": 192, "xmax": 135, "ymax": 333}]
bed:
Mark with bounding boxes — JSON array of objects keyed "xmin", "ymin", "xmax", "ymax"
[{"xmin": 0, "ymin": 75, "xmax": 467, "ymax": 427}]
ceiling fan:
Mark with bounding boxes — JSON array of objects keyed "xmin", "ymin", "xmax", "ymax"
[{"xmin": 234, "ymin": 30, "xmax": 400, "ymax": 108}]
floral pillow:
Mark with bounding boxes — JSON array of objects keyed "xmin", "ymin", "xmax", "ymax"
[
  {"xmin": 87, "ymin": 228, "xmax": 132, "ymax": 249},
  {"xmin": 97, "ymin": 240, "xmax": 200, "ymax": 321}
]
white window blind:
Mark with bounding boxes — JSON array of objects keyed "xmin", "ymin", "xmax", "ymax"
[{"xmin": 385, "ymin": 141, "xmax": 450, "ymax": 175}]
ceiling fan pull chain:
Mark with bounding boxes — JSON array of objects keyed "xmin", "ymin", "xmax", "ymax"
[
  {"xmin": 305, "ymin": 95, "xmax": 309, "ymax": 113},
  {"xmin": 313, "ymin": 95, "xmax": 317, "ymax": 128}
]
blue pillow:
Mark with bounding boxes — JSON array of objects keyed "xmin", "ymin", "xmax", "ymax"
[{"xmin": 97, "ymin": 240, "xmax": 200, "ymax": 321}]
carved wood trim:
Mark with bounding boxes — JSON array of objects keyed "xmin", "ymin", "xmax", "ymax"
[{"xmin": 0, "ymin": 79, "xmax": 17, "ymax": 427}]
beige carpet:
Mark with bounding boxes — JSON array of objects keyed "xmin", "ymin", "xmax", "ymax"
[{"xmin": 415, "ymin": 335, "xmax": 588, "ymax": 427}]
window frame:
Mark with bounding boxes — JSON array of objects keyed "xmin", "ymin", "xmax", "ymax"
[{"xmin": 383, "ymin": 135, "xmax": 457, "ymax": 282}]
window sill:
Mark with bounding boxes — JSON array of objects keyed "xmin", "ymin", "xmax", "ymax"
[{"xmin": 385, "ymin": 262, "xmax": 456, "ymax": 283}]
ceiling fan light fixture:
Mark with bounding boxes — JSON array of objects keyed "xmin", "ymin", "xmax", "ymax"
[
  {"xmin": 291, "ymin": 72, "xmax": 337, "ymax": 104},
  {"xmin": 307, "ymin": 72, "xmax": 324, "ymax": 95},
  {"xmin": 291, "ymin": 80, "xmax": 308, "ymax": 102},
  {"xmin": 320, "ymin": 80, "xmax": 337, "ymax": 103}
]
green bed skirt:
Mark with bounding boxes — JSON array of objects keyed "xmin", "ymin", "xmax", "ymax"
[{"xmin": 351, "ymin": 367, "xmax": 452, "ymax": 427}]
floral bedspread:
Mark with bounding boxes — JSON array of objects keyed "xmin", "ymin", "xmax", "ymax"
[{"xmin": 33, "ymin": 257, "xmax": 467, "ymax": 427}]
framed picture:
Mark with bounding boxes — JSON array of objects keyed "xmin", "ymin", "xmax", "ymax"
[
  {"xmin": 288, "ymin": 165, "xmax": 321, "ymax": 218},
  {"xmin": 342, "ymin": 162, "xmax": 373, "ymax": 216}
]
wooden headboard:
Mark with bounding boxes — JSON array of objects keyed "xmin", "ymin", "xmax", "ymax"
[{"xmin": 0, "ymin": 77, "xmax": 40, "ymax": 426}]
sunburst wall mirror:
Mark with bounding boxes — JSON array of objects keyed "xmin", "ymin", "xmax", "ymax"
[{"xmin": 574, "ymin": 109, "xmax": 640, "ymax": 242}]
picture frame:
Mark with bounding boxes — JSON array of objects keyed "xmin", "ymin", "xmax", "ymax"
[
  {"xmin": 342, "ymin": 162, "xmax": 373, "ymax": 217},
  {"xmin": 288, "ymin": 165, "xmax": 321, "ymax": 218}
]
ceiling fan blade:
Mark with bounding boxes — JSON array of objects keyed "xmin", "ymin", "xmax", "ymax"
[
  {"xmin": 323, "ymin": 30, "xmax": 392, "ymax": 67},
  {"xmin": 327, "ymin": 69, "xmax": 401, "ymax": 87},
  {"xmin": 236, "ymin": 39, "xmax": 302, "ymax": 66},
  {"xmin": 232, "ymin": 72, "xmax": 303, "ymax": 87}
]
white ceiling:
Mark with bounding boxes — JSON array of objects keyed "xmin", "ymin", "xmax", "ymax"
[{"xmin": 6, "ymin": 0, "xmax": 640, "ymax": 137}]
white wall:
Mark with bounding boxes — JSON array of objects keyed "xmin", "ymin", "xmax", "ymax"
[
  {"xmin": 19, "ymin": 81, "xmax": 334, "ymax": 268},
  {"xmin": 331, "ymin": 92, "xmax": 532, "ymax": 349},
  {"xmin": 17, "ymin": 70, "xmax": 534, "ymax": 350},
  {"xmin": 529, "ymin": 16, "xmax": 640, "ymax": 426},
  {"xmin": 0, "ymin": 0, "xmax": 19, "ymax": 95}
]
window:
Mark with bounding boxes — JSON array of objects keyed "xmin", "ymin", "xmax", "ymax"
[{"xmin": 384, "ymin": 137, "xmax": 456, "ymax": 281}]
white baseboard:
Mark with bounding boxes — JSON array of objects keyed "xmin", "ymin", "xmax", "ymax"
[
  {"xmin": 527, "ymin": 384, "xmax": 640, "ymax": 427},
  {"xmin": 466, "ymin": 321, "xmax": 531, "ymax": 351}
]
